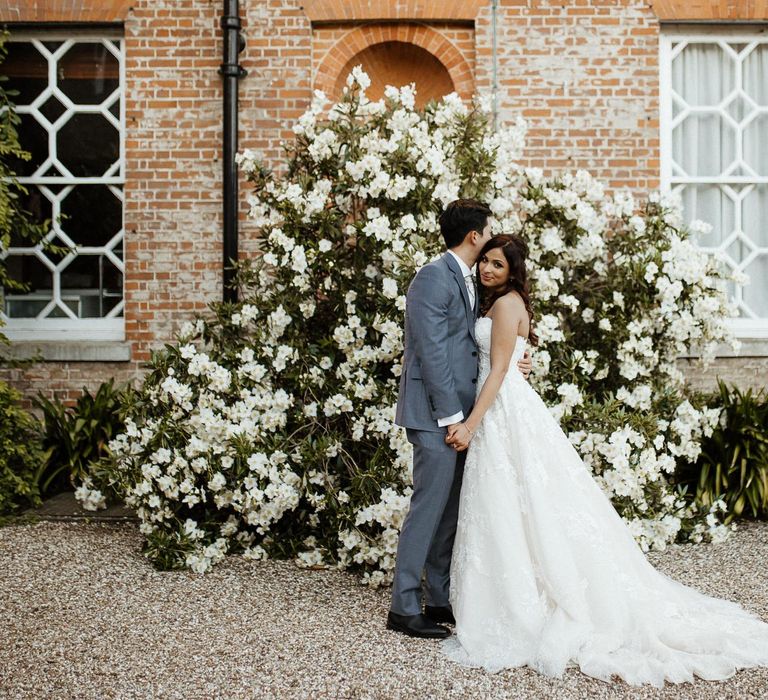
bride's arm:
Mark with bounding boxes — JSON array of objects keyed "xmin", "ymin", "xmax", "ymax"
[
  {"xmin": 448, "ymin": 295, "xmax": 526, "ymax": 450},
  {"xmin": 465, "ymin": 295, "xmax": 525, "ymax": 434}
]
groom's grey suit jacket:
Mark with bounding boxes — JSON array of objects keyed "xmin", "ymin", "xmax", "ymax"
[{"xmin": 395, "ymin": 252, "xmax": 479, "ymax": 433}]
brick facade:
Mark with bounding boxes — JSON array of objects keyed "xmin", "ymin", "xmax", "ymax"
[
  {"xmin": 1, "ymin": 0, "xmax": 134, "ymax": 23},
  {"xmin": 475, "ymin": 1, "xmax": 661, "ymax": 192},
  {"xmin": 650, "ymin": 0, "xmax": 768, "ymax": 20},
  {"xmin": 1, "ymin": 0, "xmax": 766, "ymax": 403}
]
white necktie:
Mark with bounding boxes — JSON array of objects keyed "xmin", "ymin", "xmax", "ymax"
[{"xmin": 464, "ymin": 273, "xmax": 476, "ymax": 310}]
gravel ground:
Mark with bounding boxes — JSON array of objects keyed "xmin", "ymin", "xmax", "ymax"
[{"xmin": 2, "ymin": 520, "xmax": 768, "ymax": 700}]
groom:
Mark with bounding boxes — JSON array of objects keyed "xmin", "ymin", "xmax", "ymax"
[{"xmin": 387, "ymin": 199, "xmax": 532, "ymax": 638}]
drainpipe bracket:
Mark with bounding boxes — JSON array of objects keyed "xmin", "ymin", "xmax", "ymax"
[
  {"xmin": 219, "ymin": 63, "xmax": 248, "ymax": 78},
  {"xmin": 221, "ymin": 15, "xmax": 241, "ymax": 29}
]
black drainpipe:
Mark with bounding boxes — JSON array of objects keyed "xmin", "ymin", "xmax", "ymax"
[{"xmin": 219, "ymin": 0, "xmax": 247, "ymax": 303}]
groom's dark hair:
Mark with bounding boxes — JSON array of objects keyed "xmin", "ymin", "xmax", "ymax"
[{"xmin": 439, "ymin": 199, "xmax": 492, "ymax": 249}]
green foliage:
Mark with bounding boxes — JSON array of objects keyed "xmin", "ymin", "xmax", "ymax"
[
  {"xmin": 34, "ymin": 379, "xmax": 130, "ymax": 499},
  {"xmin": 0, "ymin": 34, "xmax": 50, "ymax": 292},
  {"xmin": 0, "ymin": 379, "xmax": 44, "ymax": 516},
  {"xmin": 0, "ymin": 31, "xmax": 64, "ymax": 368},
  {"xmin": 675, "ymin": 381, "xmax": 768, "ymax": 523}
]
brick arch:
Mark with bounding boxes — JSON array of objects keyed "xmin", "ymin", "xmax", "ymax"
[{"xmin": 315, "ymin": 24, "xmax": 474, "ymax": 102}]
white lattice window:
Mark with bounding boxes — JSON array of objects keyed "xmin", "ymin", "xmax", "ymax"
[
  {"xmin": 0, "ymin": 33, "xmax": 125, "ymax": 341},
  {"xmin": 661, "ymin": 28, "xmax": 768, "ymax": 339}
]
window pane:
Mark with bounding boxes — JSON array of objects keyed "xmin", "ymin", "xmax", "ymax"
[
  {"xmin": 38, "ymin": 94, "xmax": 67, "ymax": 125},
  {"xmin": 9, "ymin": 113, "xmax": 48, "ymax": 176},
  {"xmin": 57, "ymin": 113, "xmax": 119, "ymax": 177},
  {"xmin": 744, "ymin": 115, "xmax": 768, "ymax": 177},
  {"xmin": 0, "ymin": 36, "xmax": 124, "ymax": 327},
  {"xmin": 743, "ymin": 185, "xmax": 768, "ymax": 249},
  {"xmin": 59, "ymin": 255, "xmax": 123, "ymax": 318},
  {"xmin": 679, "ymin": 185, "xmax": 734, "ymax": 249},
  {"xmin": 673, "ymin": 114, "xmax": 736, "ymax": 177},
  {"xmin": 743, "ymin": 256, "xmax": 768, "ymax": 318},
  {"xmin": 58, "ymin": 42, "xmax": 119, "ymax": 105},
  {"xmin": 60, "ymin": 185, "xmax": 122, "ymax": 246},
  {"xmin": 9, "ymin": 186, "xmax": 53, "ymax": 247},
  {"xmin": 744, "ymin": 44, "xmax": 768, "ymax": 106},
  {"xmin": 2, "ymin": 255, "xmax": 53, "ymax": 318},
  {"xmin": 672, "ymin": 43, "xmax": 734, "ymax": 106},
  {"xmin": 3, "ymin": 42, "xmax": 48, "ymax": 106}
]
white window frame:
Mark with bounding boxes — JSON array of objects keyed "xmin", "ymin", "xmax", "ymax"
[
  {"xmin": 660, "ymin": 24, "xmax": 768, "ymax": 341},
  {"xmin": 1, "ymin": 30, "xmax": 125, "ymax": 342}
]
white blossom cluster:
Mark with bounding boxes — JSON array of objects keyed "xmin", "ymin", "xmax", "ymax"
[
  {"xmin": 74, "ymin": 477, "xmax": 107, "ymax": 511},
  {"xmin": 337, "ymin": 486, "xmax": 412, "ymax": 587},
  {"xmin": 93, "ymin": 68, "xmax": 738, "ymax": 581}
]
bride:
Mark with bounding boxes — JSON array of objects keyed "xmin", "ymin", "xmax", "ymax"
[{"xmin": 441, "ymin": 233, "xmax": 768, "ymax": 686}]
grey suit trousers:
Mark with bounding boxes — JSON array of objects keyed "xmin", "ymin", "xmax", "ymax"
[{"xmin": 389, "ymin": 428, "xmax": 466, "ymax": 616}]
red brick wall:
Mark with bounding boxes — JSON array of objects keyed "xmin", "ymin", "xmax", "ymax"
[
  {"xmin": 0, "ymin": 0, "xmax": 133, "ymax": 22},
  {"xmin": 302, "ymin": 0, "xmax": 486, "ymax": 22},
  {"xmin": 476, "ymin": 0, "xmax": 661, "ymax": 192},
  {"xmin": 650, "ymin": 0, "xmax": 768, "ymax": 20}
]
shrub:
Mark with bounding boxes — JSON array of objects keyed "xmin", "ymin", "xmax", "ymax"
[
  {"xmin": 674, "ymin": 381, "xmax": 768, "ymax": 525},
  {"xmin": 104, "ymin": 71, "xmax": 737, "ymax": 580},
  {"xmin": 0, "ymin": 380, "xmax": 44, "ymax": 516},
  {"xmin": 36, "ymin": 379, "xmax": 130, "ymax": 509}
]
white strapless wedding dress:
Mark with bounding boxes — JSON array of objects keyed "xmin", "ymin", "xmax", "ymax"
[{"xmin": 441, "ymin": 316, "xmax": 768, "ymax": 686}]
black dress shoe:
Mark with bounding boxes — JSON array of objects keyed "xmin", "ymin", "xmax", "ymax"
[
  {"xmin": 386, "ymin": 611, "xmax": 451, "ymax": 639},
  {"xmin": 424, "ymin": 605, "xmax": 456, "ymax": 625}
]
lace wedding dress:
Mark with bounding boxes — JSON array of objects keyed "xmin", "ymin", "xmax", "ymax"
[{"xmin": 441, "ymin": 316, "xmax": 768, "ymax": 686}]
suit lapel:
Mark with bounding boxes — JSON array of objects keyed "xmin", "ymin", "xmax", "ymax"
[{"xmin": 443, "ymin": 253, "xmax": 477, "ymax": 343}]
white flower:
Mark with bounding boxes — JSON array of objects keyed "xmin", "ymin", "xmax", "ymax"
[
  {"xmin": 74, "ymin": 479, "xmax": 107, "ymax": 511},
  {"xmin": 299, "ymin": 300, "xmax": 316, "ymax": 318},
  {"xmin": 208, "ymin": 473, "xmax": 227, "ymax": 492},
  {"xmin": 291, "ymin": 246, "xmax": 308, "ymax": 274},
  {"xmin": 557, "ymin": 382, "xmax": 583, "ymax": 410},
  {"xmin": 617, "ymin": 384, "xmax": 653, "ymax": 411},
  {"xmin": 382, "ymin": 277, "xmax": 398, "ymax": 299},
  {"xmin": 243, "ymin": 545, "xmax": 268, "ymax": 561},
  {"xmin": 347, "ymin": 65, "xmax": 371, "ymax": 91}
]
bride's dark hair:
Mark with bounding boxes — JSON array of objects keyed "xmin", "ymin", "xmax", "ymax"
[{"xmin": 477, "ymin": 234, "xmax": 539, "ymax": 347}]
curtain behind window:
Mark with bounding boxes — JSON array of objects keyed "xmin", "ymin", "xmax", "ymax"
[{"xmin": 671, "ymin": 41, "xmax": 768, "ymax": 319}]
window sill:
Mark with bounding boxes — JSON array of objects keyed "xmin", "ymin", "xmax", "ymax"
[
  {"xmin": 6, "ymin": 341, "xmax": 132, "ymax": 362},
  {"xmin": 678, "ymin": 338, "xmax": 768, "ymax": 359}
]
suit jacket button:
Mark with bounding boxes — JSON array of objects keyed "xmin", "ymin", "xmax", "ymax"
[
  {"xmin": 472, "ymin": 351, "xmax": 477, "ymax": 356},
  {"xmin": 471, "ymin": 378, "xmax": 477, "ymax": 384}
]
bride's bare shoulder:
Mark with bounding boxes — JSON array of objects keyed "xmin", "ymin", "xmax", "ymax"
[{"xmin": 488, "ymin": 292, "xmax": 525, "ymax": 317}]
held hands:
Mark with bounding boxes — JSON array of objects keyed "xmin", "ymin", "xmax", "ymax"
[
  {"xmin": 518, "ymin": 350, "xmax": 532, "ymax": 380},
  {"xmin": 445, "ymin": 422, "xmax": 474, "ymax": 452},
  {"xmin": 444, "ymin": 352, "xmax": 532, "ymax": 452}
]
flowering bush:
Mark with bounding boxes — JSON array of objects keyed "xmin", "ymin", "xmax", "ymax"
[{"xmin": 99, "ymin": 68, "xmax": 738, "ymax": 580}]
